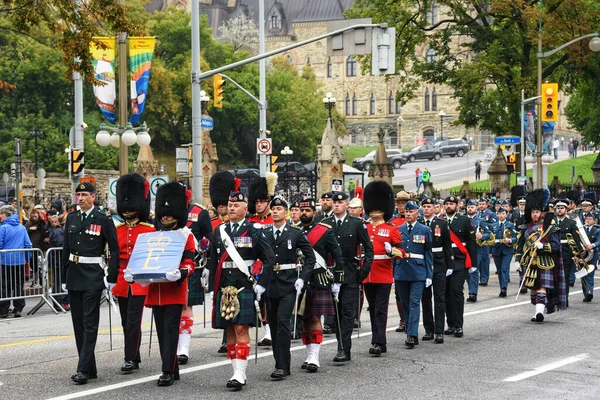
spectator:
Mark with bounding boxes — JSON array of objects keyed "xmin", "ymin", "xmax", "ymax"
[
  {"xmin": 415, "ymin": 167, "xmax": 421, "ymax": 189},
  {"xmin": 0, "ymin": 205, "xmax": 32, "ymax": 318},
  {"xmin": 553, "ymin": 138, "xmax": 559, "ymax": 160},
  {"xmin": 422, "ymin": 168, "xmax": 431, "ymax": 188},
  {"xmin": 573, "ymin": 138, "xmax": 579, "ymax": 157},
  {"xmin": 10, "ymin": 199, "xmax": 28, "ymax": 224},
  {"xmin": 50, "ymin": 199, "xmax": 66, "ymax": 215},
  {"xmin": 568, "ymin": 139, "xmax": 574, "ymax": 158},
  {"xmin": 475, "ymin": 159, "xmax": 482, "ymax": 181},
  {"xmin": 417, "ymin": 169, "xmax": 424, "ymax": 192},
  {"xmin": 25, "ymin": 209, "xmax": 48, "ymax": 287},
  {"xmin": 48, "ymin": 213, "xmax": 69, "ymax": 311},
  {"xmin": 34, "ymin": 205, "xmax": 47, "ymax": 222}
]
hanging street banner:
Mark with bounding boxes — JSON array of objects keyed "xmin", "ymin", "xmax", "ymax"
[
  {"xmin": 90, "ymin": 37, "xmax": 117, "ymax": 124},
  {"xmin": 129, "ymin": 37, "xmax": 156, "ymax": 124},
  {"xmin": 523, "ymin": 108, "xmax": 555, "ymax": 154}
]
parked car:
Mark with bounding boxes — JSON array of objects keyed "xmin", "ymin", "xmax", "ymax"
[
  {"xmin": 352, "ymin": 149, "xmax": 407, "ymax": 170},
  {"xmin": 273, "ymin": 161, "xmax": 313, "ymax": 175},
  {"xmin": 434, "ymin": 139, "xmax": 470, "ymax": 157},
  {"xmin": 402, "ymin": 145, "xmax": 443, "ymax": 162}
]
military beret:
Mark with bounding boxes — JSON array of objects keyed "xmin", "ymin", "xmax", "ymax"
[
  {"xmin": 290, "ymin": 200, "xmax": 301, "ymax": 209},
  {"xmin": 421, "ymin": 198, "xmax": 434, "ymax": 206},
  {"xmin": 321, "ymin": 192, "xmax": 333, "ymax": 199},
  {"xmin": 299, "ymin": 198, "xmax": 316, "ymax": 209},
  {"xmin": 76, "ymin": 181, "xmax": 96, "ymax": 193},
  {"xmin": 467, "ymin": 199, "xmax": 477, "ymax": 207},
  {"xmin": 229, "ymin": 191, "xmax": 247, "ymax": 203},
  {"xmin": 348, "ymin": 197, "xmax": 363, "ymax": 208},
  {"xmin": 270, "ymin": 196, "xmax": 288, "ymax": 209},
  {"xmin": 405, "ymin": 201, "xmax": 419, "ymax": 210},
  {"xmin": 584, "ymin": 211, "xmax": 596, "ymax": 219},
  {"xmin": 444, "ymin": 196, "xmax": 459, "ymax": 204},
  {"xmin": 497, "ymin": 207, "xmax": 507, "ymax": 213},
  {"xmin": 478, "ymin": 198, "xmax": 487, "ymax": 203},
  {"xmin": 332, "ymin": 192, "xmax": 349, "ymax": 201}
]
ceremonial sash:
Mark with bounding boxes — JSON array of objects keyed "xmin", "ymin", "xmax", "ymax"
[
  {"xmin": 306, "ymin": 224, "xmax": 329, "ymax": 269},
  {"xmin": 449, "ymin": 230, "xmax": 472, "ymax": 269}
]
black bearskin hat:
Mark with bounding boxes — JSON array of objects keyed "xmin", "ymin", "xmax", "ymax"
[
  {"xmin": 564, "ymin": 190, "xmax": 581, "ymax": 205},
  {"xmin": 116, "ymin": 174, "xmax": 151, "ymax": 222},
  {"xmin": 364, "ymin": 181, "xmax": 395, "ymax": 221},
  {"xmin": 155, "ymin": 182, "xmax": 189, "ymax": 229},
  {"xmin": 510, "ymin": 185, "xmax": 527, "ymax": 208},
  {"xmin": 524, "ymin": 189, "xmax": 549, "ymax": 224},
  {"xmin": 210, "ymin": 171, "xmax": 237, "ymax": 208},
  {"xmin": 248, "ymin": 172, "xmax": 277, "ymax": 214}
]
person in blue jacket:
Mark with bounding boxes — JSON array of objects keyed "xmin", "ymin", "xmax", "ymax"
[
  {"xmin": 490, "ymin": 207, "xmax": 517, "ymax": 297},
  {"xmin": 580, "ymin": 212, "xmax": 600, "ymax": 302},
  {"xmin": 393, "ymin": 201, "xmax": 433, "ymax": 349}
]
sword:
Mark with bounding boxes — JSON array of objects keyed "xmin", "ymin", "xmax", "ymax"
[
  {"xmin": 333, "ymin": 293, "xmax": 344, "ymax": 355},
  {"xmin": 357, "ymin": 284, "xmax": 361, "ymax": 339},
  {"xmin": 254, "ymin": 300, "xmax": 262, "ymax": 365},
  {"xmin": 293, "ymin": 265, "xmax": 301, "ymax": 340},
  {"xmin": 106, "ymin": 290, "xmax": 113, "ymax": 351},
  {"xmin": 148, "ymin": 309, "xmax": 154, "ymax": 357}
]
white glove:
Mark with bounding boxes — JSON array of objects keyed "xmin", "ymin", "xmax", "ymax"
[
  {"xmin": 425, "ymin": 278, "xmax": 432, "ymax": 288},
  {"xmin": 201, "ymin": 268, "xmax": 210, "ymax": 287},
  {"xmin": 254, "ymin": 285, "xmax": 266, "ymax": 301},
  {"xmin": 468, "ymin": 267, "xmax": 478, "ymax": 274},
  {"xmin": 105, "ymin": 281, "xmax": 116, "ymax": 292},
  {"xmin": 331, "ymin": 283, "xmax": 341, "ymax": 301},
  {"xmin": 384, "ymin": 242, "xmax": 392, "ymax": 255},
  {"xmin": 166, "ymin": 269, "xmax": 181, "ymax": 282},
  {"xmin": 535, "ymin": 242, "xmax": 544, "ymax": 250},
  {"xmin": 124, "ymin": 270, "xmax": 134, "ymax": 283},
  {"xmin": 61, "ymin": 283, "xmax": 67, "ymax": 292},
  {"xmin": 446, "ymin": 269, "xmax": 453, "ymax": 277},
  {"xmin": 294, "ymin": 278, "xmax": 304, "ymax": 294}
]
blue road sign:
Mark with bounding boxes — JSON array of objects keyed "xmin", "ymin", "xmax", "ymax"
[
  {"xmin": 494, "ymin": 136, "xmax": 521, "ymax": 145},
  {"xmin": 201, "ymin": 116, "xmax": 214, "ymax": 129}
]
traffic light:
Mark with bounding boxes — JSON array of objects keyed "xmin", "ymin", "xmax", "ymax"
[
  {"xmin": 507, "ymin": 153, "xmax": 516, "ymax": 173},
  {"xmin": 71, "ymin": 150, "xmax": 84, "ymax": 174},
  {"xmin": 213, "ymin": 74, "xmax": 225, "ymax": 108},
  {"xmin": 270, "ymin": 156, "xmax": 279, "ymax": 172},
  {"xmin": 541, "ymin": 83, "xmax": 559, "ymax": 122}
]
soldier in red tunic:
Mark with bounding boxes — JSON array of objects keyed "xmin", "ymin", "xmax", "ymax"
[{"xmin": 114, "ymin": 174, "xmax": 155, "ymax": 374}]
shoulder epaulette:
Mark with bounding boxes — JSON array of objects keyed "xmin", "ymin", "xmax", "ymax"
[
  {"xmin": 193, "ymin": 203, "xmax": 207, "ymax": 210},
  {"xmin": 289, "ymin": 224, "xmax": 302, "ymax": 231},
  {"xmin": 318, "ymin": 222, "xmax": 332, "ymax": 229},
  {"xmin": 115, "ymin": 222, "xmax": 125, "ymax": 228},
  {"xmin": 140, "ymin": 222, "xmax": 155, "ymax": 228}
]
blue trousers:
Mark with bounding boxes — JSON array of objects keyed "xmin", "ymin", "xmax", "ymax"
[
  {"xmin": 468, "ymin": 249, "xmax": 489, "ymax": 295},
  {"xmin": 493, "ymin": 253, "xmax": 513, "ymax": 290},
  {"xmin": 396, "ymin": 280, "xmax": 425, "ymax": 338},
  {"xmin": 582, "ymin": 269, "xmax": 595, "ymax": 297},
  {"xmin": 479, "ymin": 251, "xmax": 490, "ymax": 284}
]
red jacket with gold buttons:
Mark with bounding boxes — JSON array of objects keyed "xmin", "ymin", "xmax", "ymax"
[
  {"xmin": 363, "ymin": 221, "xmax": 402, "ymax": 284},
  {"xmin": 113, "ymin": 221, "xmax": 156, "ymax": 298}
]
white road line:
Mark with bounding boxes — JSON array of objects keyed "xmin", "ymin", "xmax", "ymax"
[
  {"xmin": 46, "ymin": 288, "xmax": 589, "ymax": 400},
  {"xmin": 504, "ymin": 353, "xmax": 589, "ymax": 382}
]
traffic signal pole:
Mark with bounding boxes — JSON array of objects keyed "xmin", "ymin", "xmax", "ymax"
[
  {"xmin": 191, "ymin": 0, "xmax": 202, "ymax": 202},
  {"xmin": 259, "ymin": 0, "xmax": 267, "ymax": 177}
]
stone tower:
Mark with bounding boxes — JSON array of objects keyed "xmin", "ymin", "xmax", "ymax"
[{"xmin": 317, "ymin": 117, "xmax": 344, "ymax": 197}]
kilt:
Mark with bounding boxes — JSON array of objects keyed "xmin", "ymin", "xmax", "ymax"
[
  {"xmin": 305, "ymin": 286, "xmax": 334, "ymax": 316},
  {"xmin": 212, "ymin": 287, "xmax": 256, "ymax": 329},
  {"xmin": 186, "ymin": 269, "xmax": 205, "ymax": 306},
  {"xmin": 526, "ymin": 266, "xmax": 554, "ymax": 290}
]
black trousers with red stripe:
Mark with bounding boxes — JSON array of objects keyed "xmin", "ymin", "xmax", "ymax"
[
  {"xmin": 153, "ymin": 304, "xmax": 183, "ymax": 374},
  {"xmin": 117, "ymin": 290, "xmax": 146, "ymax": 363},
  {"xmin": 363, "ymin": 283, "xmax": 391, "ymax": 346}
]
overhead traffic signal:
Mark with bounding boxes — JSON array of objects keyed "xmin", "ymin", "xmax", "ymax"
[
  {"xmin": 541, "ymin": 83, "xmax": 559, "ymax": 122},
  {"xmin": 213, "ymin": 74, "xmax": 225, "ymax": 108},
  {"xmin": 507, "ymin": 153, "xmax": 516, "ymax": 173},
  {"xmin": 71, "ymin": 150, "xmax": 84, "ymax": 174}
]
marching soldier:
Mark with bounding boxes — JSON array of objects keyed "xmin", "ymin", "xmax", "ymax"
[
  {"xmin": 554, "ymin": 198, "xmax": 582, "ymax": 300},
  {"xmin": 474, "ymin": 198, "xmax": 496, "ymax": 294},
  {"xmin": 394, "ymin": 201, "xmax": 433, "ymax": 349},
  {"xmin": 390, "ymin": 190, "xmax": 409, "ymax": 332},
  {"xmin": 315, "ymin": 192, "xmax": 334, "ymax": 223},
  {"xmin": 297, "ymin": 198, "xmax": 344, "ymax": 372},
  {"xmin": 113, "ymin": 174, "xmax": 155, "ymax": 374},
  {"xmin": 443, "ymin": 196, "xmax": 477, "ymax": 337},
  {"xmin": 465, "ymin": 199, "xmax": 492, "ymax": 302},
  {"xmin": 62, "ymin": 182, "xmax": 119, "ymax": 384},
  {"xmin": 348, "ymin": 197, "xmax": 364, "ymax": 218},
  {"xmin": 579, "ymin": 211, "xmax": 600, "ymax": 302},
  {"xmin": 322, "ymin": 192, "xmax": 373, "ymax": 363},
  {"xmin": 289, "ymin": 200, "xmax": 302, "ymax": 228},
  {"xmin": 490, "ymin": 207, "xmax": 517, "ymax": 297},
  {"xmin": 207, "ymin": 190, "xmax": 275, "ymax": 390},
  {"xmin": 263, "ymin": 196, "xmax": 315, "ymax": 380},
  {"xmin": 419, "ymin": 197, "xmax": 454, "ymax": 344},
  {"xmin": 362, "ymin": 182, "xmax": 402, "ymax": 356}
]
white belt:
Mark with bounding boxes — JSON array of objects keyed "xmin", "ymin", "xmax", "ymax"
[
  {"xmin": 494, "ymin": 239, "xmax": 502, "ymax": 243},
  {"xmin": 273, "ymin": 263, "xmax": 297, "ymax": 271},
  {"xmin": 408, "ymin": 254, "xmax": 424, "ymax": 260},
  {"xmin": 560, "ymin": 240, "xmax": 568, "ymax": 244},
  {"xmin": 451, "ymin": 242, "xmax": 466, "ymax": 248},
  {"xmin": 222, "ymin": 260, "xmax": 255, "ymax": 269},
  {"xmin": 432, "ymin": 247, "xmax": 443, "ymax": 253},
  {"xmin": 374, "ymin": 254, "xmax": 391, "ymax": 260},
  {"xmin": 69, "ymin": 254, "xmax": 103, "ymax": 264}
]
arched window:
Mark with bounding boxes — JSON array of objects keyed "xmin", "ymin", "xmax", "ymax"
[
  {"xmin": 352, "ymin": 94, "xmax": 358, "ymax": 115},
  {"xmin": 396, "ymin": 99, "xmax": 402, "ymax": 114},
  {"xmin": 432, "ymin": 88, "xmax": 437, "ymax": 111},
  {"xmin": 388, "ymin": 131, "xmax": 398, "ymax": 147},
  {"xmin": 306, "ymin": 56, "xmax": 311, "ymax": 66},
  {"xmin": 270, "ymin": 13, "xmax": 280, "ymax": 30},
  {"xmin": 327, "ymin": 57, "xmax": 332, "ymax": 78},
  {"xmin": 370, "ymin": 93, "xmax": 375, "ymax": 115},
  {"xmin": 388, "ymin": 92, "xmax": 395, "ymax": 114},
  {"xmin": 426, "ymin": 0, "xmax": 438, "ymax": 25},
  {"xmin": 346, "ymin": 56, "xmax": 357, "ymax": 77},
  {"xmin": 345, "ymin": 93, "xmax": 351, "ymax": 116},
  {"xmin": 424, "ymin": 88, "xmax": 430, "ymax": 112},
  {"xmin": 426, "ymin": 48, "xmax": 437, "ymax": 63}
]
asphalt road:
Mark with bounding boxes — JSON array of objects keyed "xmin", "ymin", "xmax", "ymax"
[{"xmin": 1, "ymin": 270, "xmax": 599, "ymax": 400}]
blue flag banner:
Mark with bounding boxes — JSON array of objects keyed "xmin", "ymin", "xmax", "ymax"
[{"xmin": 127, "ymin": 230, "xmax": 187, "ymax": 282}]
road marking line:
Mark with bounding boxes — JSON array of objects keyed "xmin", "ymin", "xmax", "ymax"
[{"xmin": 504, "ymin": 353, "xmax": 589, "ymax": 382}]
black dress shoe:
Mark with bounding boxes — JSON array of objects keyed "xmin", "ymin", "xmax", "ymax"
[
  {"xmin": 368, "ymin": 344, "xmax": 381, "ymax": 356},
  {"xmin": 520, "ymin": 286, "xmax": 528, "ymax": 294},
  {"xmin": 444, "ymin": 327, "xmax": 455, "ymax": 335},
  {"xmin": 395, "ymin": 322, "xmax": 406, "ymax": 332},
  {"xmin": 177, "ymin": 354, "xmax": 189, "ymax": 365},
  {"xmin": 422, "ymin": 332, "xmax": 434, "ymax": 341},
  {"xmin": 434, "ymin": 334, "xmax": 444, "ymax": 344},
  {"xmin": 323, "ymin": 325, "xmax": 332, "ymax": 334},
  {"xmin": 499, "ymin": 289, "xmax": 507, "ymax": 298},
  {"xmin": 405, "ymin": 336, "xmax": 416, "ymax": 349},
  {"xmin": 379, "ymin": 344, "xmax": 387, "ymax": 353},
  {"xmin": 71, "ymin": 372, "xmax": 89, "ymax": 384},
  {"xmin": 226, "ymin": 378, "xmax": 245, "ymax": 390},
  {"xmin": 531, "ymin": 313, "xmax": 544, "ymax": 322},
  {"xmin": 218, "ymin": 343, "xmax": 227, "ymax": 354},
  {"xmin": 453, "ymin": 328, "xmax": 464, "ymax": 337},
  {"xmin": 270, "ymin": 368, "xmax": 287, "ymax": 380},
  {"xmin": 333, "ymin": 350, "xmax": 349, "ymax": 362},
  {"xmin": 257, "ymin": 338, "xmax": 272, "ymax": 346},
  {"xmin": 120, "ymin": 361, "xmax": 139, "ymax": 373},
  {"xmin": 466, "ymin": 294, "xmax": 477, "ymax": 303},
  {"xmin": 306, "ymin": 363, "xmax": 318, "ymax": 373},
  {"xmin": 301, "ymin": 361, "xmax": 307, "ymax": 369},
  {"xmin": 157, "ymin": 372, "xmax": 174, "ymax": 386},
  {"xmin": 13, "ymin": 310, "xmax": 21, "ymax": 318},
  {"xmin": 479, "ymin": 282, "xmax": 488, "ymax": 286},
  {"xmin": 583, "ymin": 294, "xmax": 593, "ymax": 302}
]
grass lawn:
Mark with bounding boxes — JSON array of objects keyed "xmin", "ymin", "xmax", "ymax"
[
  {"xmin": 342, "ymin": 145, "xmax": 376, "ymax": 164},
  {"xmin": 153, "ymin": 148, "xmax": 177, "ymax": 177},
  {"xmin": 450, "ymin": 153, "xmax": 598, "ymax": 191}
]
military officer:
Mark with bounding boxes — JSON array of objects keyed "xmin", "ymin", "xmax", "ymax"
[
  {"xmin": 288, "ymin": 200, "xmax": 302, "ymax": 228},
  {"xmin": 263, "ymin": 196, "xmax": 315, "ymax": 380},
  {"xmin": 474, "ymin": 198, "xmax": 496, "ymax": 293},
  {"xmin": 394, "ymin": 201, "xmax": 433, "ymax": 349},
  {"xmin": 322, "ymin": 192, "xmax": 374, "ymax": 362},
  {"xmin": 315, "ymin": 192, "xmax": 334, "ymax": 223},
  {"xmin": 443, "ymin": 196, "xmax": 477, "ymax": 337},
  {"xmin": 419, "ymin": 197, "xmax": 454, "ymax": 344},
  {"xmin": 390, "ymin": 190, "xmax": 410, "ymax": 332},
  {"xmin": 554, "ymin": 198, "xmax": 582, "ymax": 300},
  {"xmin": 61, "ymin": 182, "xmax": 119, "ymax": 384},
  {"xmin": 580, "ymin": 211, "xmax": 600, "ymax": 302},
  {"xmin": 465, "ymin": 200, "xmax": 492, "ymax": 302},
  {"xmin": 491, "ymin": 207, "xmax": 517, "ymax": 297}
]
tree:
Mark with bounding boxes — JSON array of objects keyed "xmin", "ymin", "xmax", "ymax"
[{"xmin": 217, "ymin": 13, "xmax": 259, "ymax": 54}]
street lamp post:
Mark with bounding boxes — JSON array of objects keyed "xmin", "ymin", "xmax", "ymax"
[
  {"xmin": 438, "ymin": 110, "xmax": 446, "ymax": 142},
  {"xmin": 96, "ymin": 122, "xmax": 152, "ymax": 154},
  {"xmin": 323, "ymin": 92, "xmax": 336, "ymax": 128},
  {"xmin": 281, "ymin": 146, "xmax": 293, "ymax": 199},
  {"xmin": 29, "ymin": 128, "xmax": 43, "ymax": 204},
  {"xmin": 397, "ymin": 116, "xmax": 403, "ymax": 149}
]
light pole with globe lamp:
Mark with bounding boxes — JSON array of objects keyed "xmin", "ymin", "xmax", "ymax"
[
  {"xmin": 397, "ymin": 116, "xmax": 403, "ymax": 149},
  {"xmin": 323, "ymin": 92, "xmax": 336, "ymax": 128},
  {"xmin": 438, "ymin": 110, "xmax": 446, "ymax": 142},
  {"xmin": 281, "ymin": 146, "xmax": 293, "ymax": 199},
  {"xmin": 95, "ymin": 122, "xmax": 152, "ymax": 174}
]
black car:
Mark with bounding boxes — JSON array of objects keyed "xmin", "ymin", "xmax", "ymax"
[
  {"xmin": 351, "ymin": 149, "xmax": 407, "ymax": 170},
  {"xmin": 434, "ymin": 139, "xmax": 470, "ymax": 157},
  {"xmin": 402, "ymin": 145, "xmax": 443, "ymax": 162}
]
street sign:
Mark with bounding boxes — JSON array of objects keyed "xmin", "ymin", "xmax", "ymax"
[
  {"xmin": 201, "ymin": 116, "xmax": 214, "ymax": 130},
  {"xmin": 107, "ymin": 178, "xmax": 118, "ymax": 210},
  {"xmin": 332, "ymin": 179, "xmax": 343, "ymax": 192},
  {"xmin": 257, "ymin": 138, "xmax": 272, "ymax": 155},
  {"xmin": 149, "ymin": 175, "xmax": 169, "ymax": 211},
  {"xmin": 494, "ymin": 136, "xmax": 521, "ymax": 145}
]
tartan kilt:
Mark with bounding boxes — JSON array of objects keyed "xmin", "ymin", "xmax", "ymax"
[
  {"xmin": 187, "ymin": 269, "xmax": 205, "ymax": 306},
  {"xmin": 212, "ymin": 287, "xmax": 256, "ymax": 329},
  {"xmin": 308, "ymin": 286, "xmax": 335, "ymax": 316},
  {"xmin": 526, "ymin": 266, "xmax": 554, "ymax": 290}
]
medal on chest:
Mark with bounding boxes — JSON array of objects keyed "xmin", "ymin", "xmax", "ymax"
[
  {"xmin": 434, "ymin": 225, "xmax": 441, "ymax": 237},
  {"xmin": 377, "ymin": 228, "xmax": 389, "ymax": 238},
  {"xmin": 287, "ymin": 239, "xmax": 292, "ymax": 250}
]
